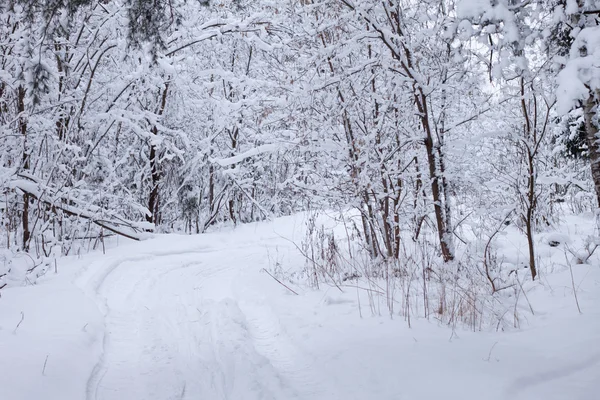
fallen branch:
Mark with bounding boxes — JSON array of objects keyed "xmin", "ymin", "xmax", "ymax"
[
  {"xmin": 9, "ymin": 174, "xmax": 152, "ymax": 241},
  {"xmin": 261, "ymin": 268, "xmax": 299, "ymax": 295}
]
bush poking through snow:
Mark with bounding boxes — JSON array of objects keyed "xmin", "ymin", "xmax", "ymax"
[{"xmin": 271, "ymin": 212, "xmax": 534, "ymax": 331}]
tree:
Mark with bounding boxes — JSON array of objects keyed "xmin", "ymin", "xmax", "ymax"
[{"xmin": 554, "ymin": 2, "xmax": 600, "ymax": 206}]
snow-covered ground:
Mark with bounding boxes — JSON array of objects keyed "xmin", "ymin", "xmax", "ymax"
[{"xmin": 1, "ymin": 213, "xmax": 599, "ymax": 400}]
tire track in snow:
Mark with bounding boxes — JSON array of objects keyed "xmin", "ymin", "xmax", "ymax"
[
  {"xmin": 78, "ymin": 244, "xmax": 309, "ymax": 400},
  {"xmin": 234, "ymin": 283, "xmax": 334, "ymax": 400},
  {"xmin": 78, "ymin": 250, "xmax": 232, "ymax": 400},
  {"xmin": 201, "ymin": 298, "xmax": 297, "ymax": 400}
]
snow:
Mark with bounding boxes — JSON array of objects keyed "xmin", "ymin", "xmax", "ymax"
[
  {"xmin": 1, "ymin": 213, "xmax": 600, "ymax": 400},
  {"xmin": 0, "ymin": 275, "xmax": 104, "ymax": 400},
  {"xmin": 565, "ymin": 0, "xmax": 580, "ymax": 15},
  {"xmin": 557, "ymin": 25, "xmax": 600, "ymax": 115},
  {"xmin": 210, "ymin": 143, "xmax": 280, "ymax": 167},
  {"xmin": 457, "ymin": 0, "xmax": 492, "ymax": 19}
]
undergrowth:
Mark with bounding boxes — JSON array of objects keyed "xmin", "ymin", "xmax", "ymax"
[{"xmin": 268, "ymin": 211, "xmax": 544, "ymax": 332}]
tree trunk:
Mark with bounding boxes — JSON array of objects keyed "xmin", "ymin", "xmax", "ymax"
[
  {"xmin": 147, "ymin": 82, "xmax": 170, "ymax": 225},
  {"xmin": 423, "ymin": 132, "xmax": 453, "ymax": 262},
  {"xmin": 525, "ymin": 151, "xmax": 537, "ymax": 280},
  {"xmin": 18, "ymin": 85, "xmax": 30, "ymax": 251},
  {"xmin": 521, "ymin": 77, "xmax": 537, "ymax": 280},
  {"xmin": 147, "ymin": 138, "xmax": 160, "ymax": 224},
  {"xmin": 419, "ymin": 92, "xmax": 454, "ymax": 262},
  {"xmin": 584, "ymin": 92, "xmax": 600, "ymax": 207}
]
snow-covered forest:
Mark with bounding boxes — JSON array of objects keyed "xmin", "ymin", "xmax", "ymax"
[{"xmin": 1, "ymin": 1, "xmax": 600, "ymax": 399}]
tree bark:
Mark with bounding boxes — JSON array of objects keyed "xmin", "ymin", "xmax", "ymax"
[
  {"xmin": 423, "ymin": 137, "xmax": 453, "ymax": 261},
  {"xmin": 584, "ymin": 92, "xmax": 600, "ymax": 207},
  {"xmin": 147, "ymin": 139, "xmax": 160, "ymax": 224},
  {"xmin": 419, "ymin": 92, "xmax": 454, "ymax": 262},
  {"xmin": 521, "ymin": 77, "xmax": 538, "ymax": 280},
  {"xmin": 147, "ymin": 82, "xmax": 170, "ymax": 225},
  {"xmin": 17, "ymin": 85, "xmax": 30, "ymax": 251},
  {"xmin": 525, "ymin": 150, "xmax": 537, "ymax": 280}
]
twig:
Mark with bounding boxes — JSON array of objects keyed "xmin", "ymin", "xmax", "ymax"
[
  {"xmin": 275, "ymin": 232, "xmax": 344, "ymax": 293},
  {"xmin": 484, "ymin": 341, "xmax": 498, "ymax": 362},
  {"xmin": 495, "ymin": 309, "xmax": 510, "ymax": 332},
  {"xmin": 568, "ymin": 260, "xmax": 582, "ymax": 314},
  {"xmin": 564, "ymin": 246, "xmax": 583, "ymax": 313},
  {"xmin": 515, "ymin": 274, "xmax": 535, "ymax": 315},
  {"xmin": 339, "ymin": 284, "xmax": 385, "ymax": 295},
  {"xmin": 18, "ymin": 252, "xmax": 42, "ymax": 273},
  {"xmin": 42, "ymin": 355, "xmax": 49, "ymax": 376},
  {"xmin": 565, "ymin": 241, "xmax": 598, "ymax": 265},
  {"xmin": 13, "ymin": 311, "xmax": 25, "ymax": 334},
  {"xmin": 261, "ymin": 268, "xmax": 299, "ymax": 295},
  {"xmin": 484, "ymin": 210, "xmax": 514, "ymax": 293}
]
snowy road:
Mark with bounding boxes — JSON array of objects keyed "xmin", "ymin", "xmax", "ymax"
[{"xmin": 77, "ymin": 236, "xmax": 332, "ymax": 400}]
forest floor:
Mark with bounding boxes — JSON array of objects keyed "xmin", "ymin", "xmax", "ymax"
[{"xmin": 1, "ymin": 213, "xmax": 599, "ymax": 400}]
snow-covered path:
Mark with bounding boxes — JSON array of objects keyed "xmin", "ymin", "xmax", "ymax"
[
  {"xmin": 77, "ymin": 236, "xmax": 332, "ymax": 400},
  {"xmin": 1, "ymin": 215, "xmax": 600, "ymax": 400}
]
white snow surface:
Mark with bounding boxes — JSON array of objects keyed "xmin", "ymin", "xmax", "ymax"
[{"xmin": 1, "ymin": 213, "xmax": 599, "ymax": 400}]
